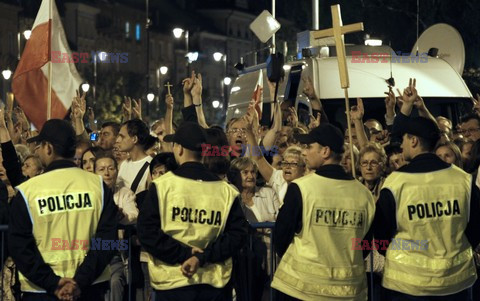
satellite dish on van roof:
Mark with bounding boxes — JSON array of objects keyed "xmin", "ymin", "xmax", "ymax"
[{"xmin": 411, "ymin": 23, "xmax": 465, "ymax": 75}]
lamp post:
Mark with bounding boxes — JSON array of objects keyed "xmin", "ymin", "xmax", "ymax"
[
  {"xmin": 173, "ymin": 28, "xmax": 189, "ymax": 78},
  {"xmin": 93, "ymin": 51, "xmax": 107, "ymax": 108},
  {"xmin": 17, "ymin": 29, "xmax": 31, "ymax": 60},
  {"xmin": 213, "ymin": 52, "xmax": 229, "ymax": 113},
  {"xmin": 2, "ymin": 69, "xmax": 12, "ymax": 106},
  {"xmin": 156, "ymin": 66, "xmax": 168, "ymax": 114},
  {"xmin": 81, "ymin": 83, "xmax": 90, "ymax": 93}
]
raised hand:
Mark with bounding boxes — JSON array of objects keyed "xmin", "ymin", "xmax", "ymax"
[
  {"xmin": 122, "ymin": 97, "xmax": 132, "ymax": 120},
  {"xmin": 165, "ymin": 94, "xmax": 174, "ymax": 110},
  {"xmin": 308, "ymin": 112, "xmax": 321, "ymax": 129},
  {"xmin": 132, "ymin": 99, "xmax": 142, "ymax": 120},
  {"xmin": 401, "ymin": 78, "xmax": 418, "ymax": 105},
  {"xmin": 287, "ymin": 106, "xmax": 298, "ymax": 127},
  {"xmin": 13, "ymin": 107, "xmax": 29, "ymax": 131},
  {"xmin": 384, "ymin": 87, "xmax": 396, "ymax": 112},
  {"xmin": 302, "ymin": 76, "xmax": 317, "ymax": 100},
  {"xmin": 182, "ymin": 71, "xmax": 196, "ymax": 95},
  {"xmin": 191, "ymin": 73, "xmax": 203, "ymax": 99},
  {"xmin": 350, "ymin": 98, "xmax": 364, "ymax": 121}
]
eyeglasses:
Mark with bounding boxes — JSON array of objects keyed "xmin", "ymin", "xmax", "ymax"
[
  {"xmin": 360, "ymin": 160, "xmax": 381, "ymax": 167},
  {"xmin": 281, "ymin": 162, "xmax": 304, "ymax": 168},
  {"xmin": 457, "ymin": 128, "xmax": 480, "ymax": 135},
  {"xmin": 228, "ymin": 128, "xmax": 246, "ymax": 134}
]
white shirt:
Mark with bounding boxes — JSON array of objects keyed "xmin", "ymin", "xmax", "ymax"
[
  {"xmin": 267, "ymin": 169, "xmax": 288, "ymax": 206},
  {"xmin": 116, "ymin": 155, "xmax": 152, "ymax": 194},
  {"xmin": 246, "ymin": 186, "xmax": 281, "ymax": 222}
]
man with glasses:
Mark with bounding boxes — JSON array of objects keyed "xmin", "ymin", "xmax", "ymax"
[
  {"xmin": 226, "ymin": 118, "xmax": 247, "ymax": 158},
  {"xmin": 458, "ymin": 114, "xmax": 480, "ymax": 142},
  {"xmin": 271, "ymin": 124, "xmax": 375, "ymax": 300},
  {"xmin": 374, "ymin": 116, "xmax": 480, "ymax": 300}
]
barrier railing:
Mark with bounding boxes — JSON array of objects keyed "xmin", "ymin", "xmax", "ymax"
[{"xmin": 250, "ymin": 222, "xmax": 276, "ymax": 301}]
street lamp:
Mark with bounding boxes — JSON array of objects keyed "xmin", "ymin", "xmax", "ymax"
[
  {"xmin": 81, "ymin": 83, "xmax": 90, "ymax": 93},
  {"xmin": 173, "ymin": 27, "xmax": 190, "ymax": 78},
  {"xmin": 223, "ymin": 77, "xmax": 232, "ymax": 86},
  {"xmin": 212, "ymin": 100, "xmax": 220, "ymax": 108},
  {"xmin": 213, "ymin": 52, "xmax": 223, "ymax": 62},
  {"xmin": 23, "ymin": 30, "xmax": 31, "ymax": 40},
  {"xmin": 160, "ymin": 66, "xmax": 168, "ymax": 75},
  {"xmin": 93, "ymin": 51, "xmax": 106, "ymax": 107},
  {"xmin": 147, "ymin": 93, "xmax": 155, "ymax": 102},
  {"xmin": 2, "ymin": 70, "xmax": 12, "ymax": 80},
  {"xmin": 2, "ymin": 69, "xmax": 12, "ymax": 106}
]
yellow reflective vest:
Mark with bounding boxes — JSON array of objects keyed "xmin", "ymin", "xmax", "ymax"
[
  {"xmin": 15, "ymin": 167, "xmax": 110, "ymax": 293},
  {"xmin": 382, "ymin": 165, "xmax": 477, "ymax": 296},
  {"xmin": 147, "ymin": 172, "xmax": 238, "ymax": 290},
  {"xmin": 271, "ymin": 172, "xmax": 375, "ymax": 300}
]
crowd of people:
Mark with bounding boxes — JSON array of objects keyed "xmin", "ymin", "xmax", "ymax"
[{"xmin": 0, "ymin": 70, "xmax": 480, "ymax": 301}]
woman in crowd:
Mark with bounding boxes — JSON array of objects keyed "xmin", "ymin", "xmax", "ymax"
[
  {"xmin": 435, "ymin": 141, "xmax": 463, "ymax": 168},
  {"xmin": 228, "ymin": 157, "xmax": 279, "ymax": 301},
  {"xmin": 94, "ymin": 153, "xmax": 138, "ymax": 301},
  {"xmin": 150, "ymin": 152, "xmax": 178, "ymax": 179},
  {"xmin": 358, "ymin": 142, "xmax": 387, "ymax": 199},
  {"xmin": 21, "ymin": 154, "xmax": 43, "ymax": 179},
  {"xmin": 229, "ymin": 157, "xmax": 280, "ymax": 223},
  {"xmin": 81, "ymin": 146, "xmax": 105, "ymax": 173},
  {"xmin": 340, "ymin": 142, "xmax": 359, "ymax": 176}
]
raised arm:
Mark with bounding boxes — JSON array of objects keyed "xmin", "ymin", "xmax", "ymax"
[
  {"xmin": 350, "ymin": 98, "xmax": 369, "ymax": 149},
  {"xmin": 191, "ymin": 73, "xmax": 208, "ymax": 128},
  {"xmin": 243, "ymin": 106, "xmax": 275, "ymax": 182}
]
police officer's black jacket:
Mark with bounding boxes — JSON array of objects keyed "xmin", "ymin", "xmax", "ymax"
[
  {"xmin": 8, "ymin": 160, "xmax": 118, "ymax": 294},
  {"xmin": 373, "ymin": 153, "xmax": 480, "ymax": 255},
  {"xmin": 137, "ymin": 161, "xmax": 249, "ymax": 267}
]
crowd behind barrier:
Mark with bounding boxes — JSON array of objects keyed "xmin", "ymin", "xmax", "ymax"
[{"xmin": 0, "ymin": 73, "xmax": 480, "ymax": 300}]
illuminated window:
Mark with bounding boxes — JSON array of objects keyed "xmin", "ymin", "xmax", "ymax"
[
  {"xmin": 125, "ymin": 22, "xmax": 130, "ymax": 38},
  {"xmin": 136, "ymin": 23, "xmax": 141, "ymax": 41}
]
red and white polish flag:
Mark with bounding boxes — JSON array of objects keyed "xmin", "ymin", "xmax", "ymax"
[{"xmin": 12, "ymin": 0, "xmax": 82, "ymax": 130}]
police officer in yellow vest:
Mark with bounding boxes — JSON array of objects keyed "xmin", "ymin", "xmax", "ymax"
[
  {"xmin": 374, "ymin": 115, "xmax": 480, "ymax": 301},
  {"xmin": 272, "ymin": 124, "xmax": 376, "ymax": 301},
  {"xmin": 8, "ymin": 119, "xmax": 118, "ymax": 301},
  {"xmin": 137, "ymin": 122, "xmax": 248, "ymax": 301}
]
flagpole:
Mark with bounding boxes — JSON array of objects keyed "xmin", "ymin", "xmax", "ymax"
[{"xmin": 47, "ymin": 0, "xmax": 53, "ymax": 121}]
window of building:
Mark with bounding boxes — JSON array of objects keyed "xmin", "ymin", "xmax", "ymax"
[
  {"xmin": 136, "ymin": 23, "xmax": 141, "ymax": 41},
  {"xmin": 125, "ymin": 22, "xmax": 130, "ymax": 38}
]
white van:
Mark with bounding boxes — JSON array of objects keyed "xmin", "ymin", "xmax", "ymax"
[{"xmin": 227, "ymin": 45, "xmax": 472, "ymax": 130}]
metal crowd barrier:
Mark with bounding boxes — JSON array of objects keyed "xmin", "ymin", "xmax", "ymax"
[{"xmin": 250, "ymin": 222, "xmax": 276, "ymax": 301}]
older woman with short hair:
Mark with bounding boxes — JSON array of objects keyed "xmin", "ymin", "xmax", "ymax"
[{"xmin": 358, "ymin": 142, "xmax": 387, "ymax": 199}]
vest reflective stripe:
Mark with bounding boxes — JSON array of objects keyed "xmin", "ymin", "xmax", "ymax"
[
  {"xmin": 272, "ymin": 173, "xmax": 375, "ymax": 300},
  {"xmin": 16, "ymin": 168, "xmax": 110, "ymax": 292},
  {"xmin": 382, "ymin": 165, "xmax": 477, "ymax": 296},
  {"xmin": 148, "ymin": 172, "xmax": 238, "ymax": 290}
]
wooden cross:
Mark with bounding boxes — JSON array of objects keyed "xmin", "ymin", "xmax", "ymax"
[
  {"xmin": 313, "ymin": 4, "xmax": 364, "ymax": 177},
  {"xmin": 164, "ymin": 82, "xmax": 173, "ymax": 95}
]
